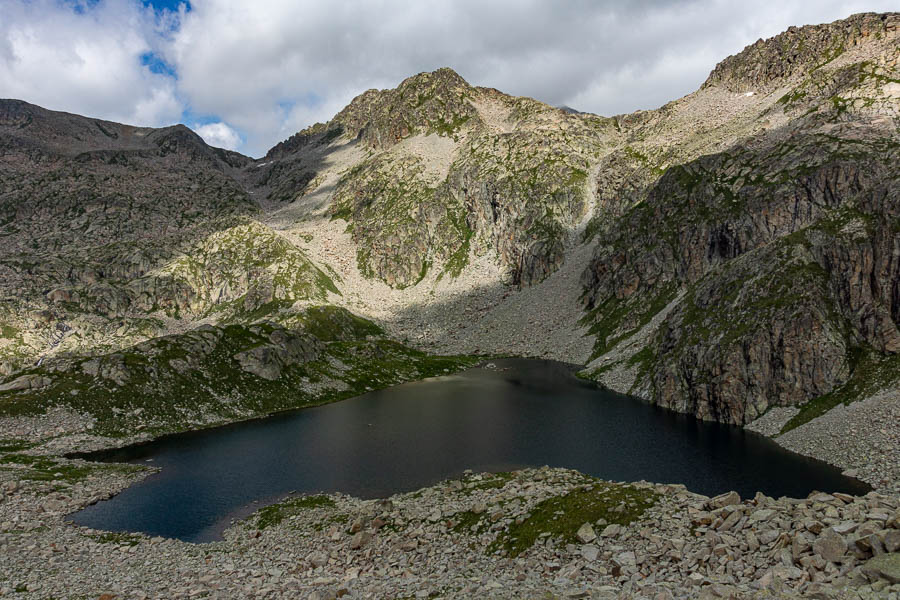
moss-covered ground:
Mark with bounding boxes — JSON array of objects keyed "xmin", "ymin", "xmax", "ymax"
[
  {"xmin": 254, "ymin": 494, "xmax": 337, "ymax": 530},
  {"xmin": 489, "ymin": 482, "xmax": 658, "ymax": 557},
  {"xmin": 0, "ymin": 306, "xmax": 482, "ymax": 439}
]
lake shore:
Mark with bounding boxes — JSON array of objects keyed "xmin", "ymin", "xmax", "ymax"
[
  {"xmin": 1, "ymin": 362, "xmax": 898, "ymax": 598},
  {"xmin": 1, "ymin": 464, "xmax": 899, "ymax": 599}
]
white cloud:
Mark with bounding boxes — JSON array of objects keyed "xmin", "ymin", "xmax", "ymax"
[
  {"xmin": 0, "ymin": 0, "xmax": 181, "ymax": 127},
  {"xmin": 162, "ymin": 0, "xmax": 900, "ymax": 155},
  {"xmin": 1, "ymin": 0, "xmax": 897, "ymax": 156},
  {"xmin": 192, "ymin": 121, "xmax": 241, "ymax": 150}
]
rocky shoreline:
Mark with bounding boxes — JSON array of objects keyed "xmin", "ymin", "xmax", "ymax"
[
  {"xmin": 1, "ymin": 457, "xmax": 900, "ymax": 599},
  {"xmin": 0, "ymin": 369, "xmax": 898, "ymax": 598},
  {"xmin": 775, "ymin": 389, "xmax": 900, "ymax": 497}
]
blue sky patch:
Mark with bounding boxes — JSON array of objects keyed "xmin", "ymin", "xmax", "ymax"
[
  {"xmin": 142, "ymin": 0, "xmax": 191, "ymax": 13},
  {"xmin": 182, "ymin": 110, "xmax": 224, "ymax": 127},
  {"xmin": 140, "ymin": 52, "xmax": 177, "ymax": 78}
]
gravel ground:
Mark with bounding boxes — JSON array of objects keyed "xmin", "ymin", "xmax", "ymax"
[
  {"xmin": 2, "ymin": 465, "xmax": 900, "ymax": 599},
  {"xmin": 776, "ymin": 388, "xmax": 900, "ymax": 496},
  {"xmin": 746, "ymin": 408, "xmax": 801, "ymax": 438}
]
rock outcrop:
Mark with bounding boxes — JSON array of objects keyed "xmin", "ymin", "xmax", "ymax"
[
  {"xmin": 580, "ymin": 12, "xmax": 900, "ymax": 424},
  {"xmin": 705, "ymin": 12, "xmax": 899, "ymax": 92},
  {"xmin": 0, "ymin": 306, "xmax": 476, "ymax": 437},
  {"xmin": 267, "ymin": 68, "xmax": 611, "ymax": 287}
]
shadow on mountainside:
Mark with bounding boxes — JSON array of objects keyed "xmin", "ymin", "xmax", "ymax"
[{"xmin": 371, "ymin": 244, "xmax": 597, "ymax": 365}]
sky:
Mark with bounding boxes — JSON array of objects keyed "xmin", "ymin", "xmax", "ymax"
[{"xmin": 0, "ymin": 1, "xmax": 896, "ymax": 157}]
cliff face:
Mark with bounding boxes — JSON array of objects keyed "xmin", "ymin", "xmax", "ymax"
[{"xmin": 581, "ymin": 12, "xmax": 900, "ymax": 424}]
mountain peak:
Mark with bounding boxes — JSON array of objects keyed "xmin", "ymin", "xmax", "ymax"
[
  {"xmin": 704, "ymin": 12, "xmax": 899, "ymax": 91},
  {"xmin": 396, "ymin": 66, "xmax": 470, "ymax": 89},
  {"xmin": 266, "ymin": 67, "xmax": 478, "ymax": 157},
  {"xmin": 331, "ymin": 66, "xmax": 477, "ymax": 149}
]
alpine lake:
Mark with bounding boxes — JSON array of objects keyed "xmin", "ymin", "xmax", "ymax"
[{"xmin": 70, "ymin": 358, "xmax": 869, "ymax": 542}]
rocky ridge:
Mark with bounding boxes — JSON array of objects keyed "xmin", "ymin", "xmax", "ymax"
[{"xmin": 706, "ymin": 12, "xmax": 897, "ymax": 92}]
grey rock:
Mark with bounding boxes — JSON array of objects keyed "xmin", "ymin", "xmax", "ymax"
[
  {"xmin": 348, "ymin": 518, "xmax": 364, "ymax": 534},
  {"xmin": 576, "ymin": 523, "xmax": 596, "ymax": 544},
  {"xmin": 0, "ymin": 374, "xmax": 51, "ymax": 392},
  {"xmin": 308, "ymin": 552, "xmax": 328, "ymax": 568},
  {"xmin": 601, "ymin": 524, "xmax": 621, "ymax": 538},
  {"xmin": 707, "ymin": 491, "xmax": 740, "ymax": 509},
  {"xmin": 861, "ymin": 553, "xmax": 900, "ymax": 584},
  {"xmin": 814, "ymin": 529, "xmax": 848, "ymax": 563},
  {"xmin": 580, "ymin": 545, "xmax": 599, "ymax": 562},
  {"xmin": 349, "ymin": 531, "xmax": 372, "ymax": 550},
  {"xmin": 613, "ymin": 550, "xmax": 636, "ymax": 568},
  {"xmin": 884, "ymin": 530, "xmax": 900, "ymax": 553}
]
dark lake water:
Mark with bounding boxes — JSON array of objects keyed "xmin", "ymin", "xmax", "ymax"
[{"xmin": 70, "ymin": 358, "xmax": 869, "ymax": 542}]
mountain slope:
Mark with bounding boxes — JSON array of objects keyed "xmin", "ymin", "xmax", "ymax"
[
  {"xmin": 259, "ymin": 68, "xmax": 613, "ymax": 288},
  {"xmin": 580, "ymin": 11, "xmax": 900, "ymax": 426},
  {"xmin": 0, "ymin": 12, "xmax": 898, "ymax": 451},
  {"xmin": 0, "ymin": 98, "xmax": 479, "ymax": 437}
]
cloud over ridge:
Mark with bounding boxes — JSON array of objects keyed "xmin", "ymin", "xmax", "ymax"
[
  {"xmin": 1, "ymin": 0, "xmax": 896, "ymax": 156},
  {"xmin": 193, "ymin": 121, "xmax": 241, "ymax": 150}
]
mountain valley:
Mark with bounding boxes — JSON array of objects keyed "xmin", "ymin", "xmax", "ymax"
[{"xmin": 1, "ymin": 11, "xmax": 900, "ymax": 599}]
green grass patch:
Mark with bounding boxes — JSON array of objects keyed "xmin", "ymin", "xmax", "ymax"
[
  {"xmin": 0, "ymin": 439, "xmax": 34, "ymax": 453},
  {"xmin": 625, "ymin": 346, "xmax": 657, "ymax": 392},
  {"xmin": 451, "ymin": 510, "xmax": 491, "ymax": 535},
  {"xmin": 0, "ymin": 452, "xmax": 144, "ymax": 486},
  {"xmin": 254, "ymin": 494, "xmax": 337, "ymax": 530},
  {"xmin": 312, "ymin": 513, "xmax": 349, "ymax": 532},
  {"xmin": 288, "ymin": 305, "xmax": 384, "ymax": 341},
  {"xmin": 320, "ymin": 125, "xmax": 344, "ymax": 145},
  {"xmin": 778, "ymin": 89, "xmax": 808, "ymax": 106},
  {"xmin": 0, "ymin": 454, "xmax": 95, "ymax": 483},
  {"xmin": 581, "ymin": 215, "xmax": 605, "ymax": 243},
  {"xmin": 441, "ymin": 225, "xmax": 474, "ymax": 279},
  {"xmin": 830, "ymin": 95, "xmax": 850, "ymax": 115},
  {"xmin": 430, "ymin": 114, "xmax": 471, "ymax": 137},
  {"xmin": 489, "ymin": 483, "xmax": 658, "ymax": 557},
  {"xmin": 88, "ymin": 531, "xmax": 143, "ymax": 546},
  {"xmin": 464, "ymin": 471, "xmax": 515, "ymax": 493},
  {"xmin": 585, "ymin": 283, "xmax": 677, "ymax": 361},
  {"xmin": 812, "ymin": 44, "xmax": 845, "ymax": 71}
]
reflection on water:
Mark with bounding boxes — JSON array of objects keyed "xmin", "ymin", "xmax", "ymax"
[{"xmin": 71, "ymin": 359, "xmax": 869, "ymax": 542}]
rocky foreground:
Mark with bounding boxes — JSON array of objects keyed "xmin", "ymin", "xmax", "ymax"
[{"xmin": 1, "ymin": 458, "xmax": 900, "ymax": 599}]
